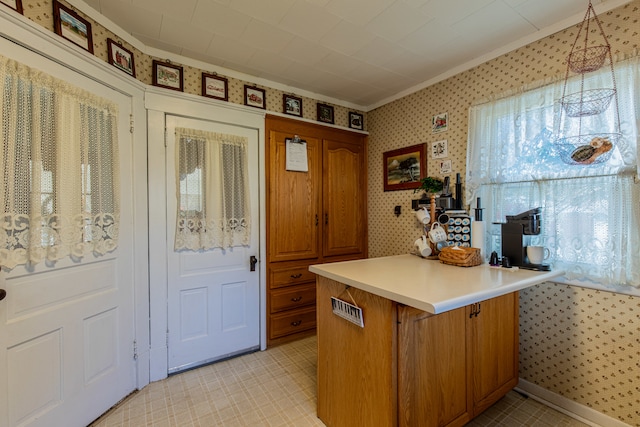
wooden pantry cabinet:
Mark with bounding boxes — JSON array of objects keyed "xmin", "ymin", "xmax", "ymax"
[
  {"xmin": 316, "ymin": 276, "xmax": 519, "ymax": 427},
  {"xmin": 266, "ymin": 115, "xmax": 367, "ymax": 346}
]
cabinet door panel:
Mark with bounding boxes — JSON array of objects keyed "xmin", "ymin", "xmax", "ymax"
[
  {"xmin": 469, "ymin": 292, "xmax": 519, "ymax": 415},
  {"xmin": 323, "ymin": 139, "xmax": 366, "ymax": 258},
  {"xmin": 268, "ymin": 130, "xmax": 322, "ymax": 262}
]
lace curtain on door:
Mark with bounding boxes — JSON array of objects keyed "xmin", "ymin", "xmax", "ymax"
[
  {"xmin": 0, "ymin": 54, "xmax": 120, "ymax": 269},
  {"xmin": 174, "ymin": 127, "xmax": 250, "ymax": 251}
]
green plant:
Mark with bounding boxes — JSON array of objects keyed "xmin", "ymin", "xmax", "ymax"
[{"xmin": 414, "ymin": 176, "xmax": 444, "ymax": 194}]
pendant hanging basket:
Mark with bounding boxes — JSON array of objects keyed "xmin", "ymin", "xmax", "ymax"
[{"xmin": 554, "ymin": 1, "xmax": 621, "ymax": 166}]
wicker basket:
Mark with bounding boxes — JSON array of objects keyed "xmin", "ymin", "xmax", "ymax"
[
  {"xmin": 438, "ymin": 246, "xmax": 482, "ymax": 267},
  {"xmin": 567, "ymin": 45, "xmax": 609, "ymax": 74}
]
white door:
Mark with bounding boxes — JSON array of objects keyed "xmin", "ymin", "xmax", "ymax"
[
  {"xmin": 0, "ymin": 41, "xmax": 137, "ymax": 427},
  {"xmin": 166, "ymin": 116, "xmax": 260, "ymax": 373}
]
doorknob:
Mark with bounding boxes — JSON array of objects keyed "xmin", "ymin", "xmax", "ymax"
[
  {"xmin": 0, "ymin": 289, "xmax": 6, "ymax": 301},
  {"xmin": 249, "ymin": 256, "xmax": 258, "ymax": 272}
]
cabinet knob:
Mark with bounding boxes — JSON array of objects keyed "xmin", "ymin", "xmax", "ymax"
[
  {"xmin": 291, "ymin": 296, "xmax": 303, "ymax": 302},
  {"xmin": 290, "ymin": 273, "xmax": 303, "ymax": 279},
  {"xmin": 290, "ymin": 320, "xmax": 302, "ymax": 327}
]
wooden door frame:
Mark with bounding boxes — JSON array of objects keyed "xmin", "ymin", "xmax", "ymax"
[{"xmin": 146, "ymin": 90, "xmax": 267, "ymax": 382}]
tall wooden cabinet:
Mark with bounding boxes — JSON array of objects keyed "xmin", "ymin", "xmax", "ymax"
[{"xmin": 266, "ymin": 115, "xmax": 367, "ymax": 345}]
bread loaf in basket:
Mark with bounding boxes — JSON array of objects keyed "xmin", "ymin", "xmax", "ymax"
[{"xmin": 438, "ymin": 246, "xmax": 482, "ymax": 267}]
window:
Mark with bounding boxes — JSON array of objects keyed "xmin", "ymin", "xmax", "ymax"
[
  {"xmin": 0, "ymin": 54, "xmax": 119, "ymax": 269},
  {"xmin": 467, "ymin": 56, "xmax": 640, "ymax": 289}
]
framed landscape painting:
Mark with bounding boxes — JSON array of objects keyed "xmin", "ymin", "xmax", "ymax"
[
  {"xmin": 53, "ymin": 0, "xmax": 93, "ymax": 53},
  {"xmin": 383, "ymin": 144, "xmax": 426, "ymax": 191}
]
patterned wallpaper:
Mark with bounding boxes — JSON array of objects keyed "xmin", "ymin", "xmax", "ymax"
[
  {"xmin": 16, "ymin": 0, "xmax": 364, "ymax": 129},
  {"xmin": 366, "ymin": 1, "xmax": 640, "ymax": 425}
]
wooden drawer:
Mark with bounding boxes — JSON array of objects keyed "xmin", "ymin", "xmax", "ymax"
[
  {"xmin": 270, "ymin": 283, "xmax": 316, "ymax": 313},
  {"xmin": 269, "ymin": 264, "xmax": 316, "ymax": 289},
  {"xmin": 269, "ymin": 306, "xmax": 316, "ymax": 339}
]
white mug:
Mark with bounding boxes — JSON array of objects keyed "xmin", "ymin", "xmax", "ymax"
[
  {"xmin": 415, "ymin": 235, "xmax": 432, "ymax": 257},
  {"xmin": 527, "ymin": 246, "xmax": 550, "ymax": 264},
  {"xmin": 415, "ymin": 207, "xmax": 430, "ymax": 224},
  {"xmin": 428, "ymin": 222, "xmax": 448, "ymax": 243}
]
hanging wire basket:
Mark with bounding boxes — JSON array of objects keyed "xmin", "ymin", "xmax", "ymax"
[
  {"xmin": 555, "ymin": 133, "xmax": 620, "ymax": 165},
  {"xmin": 567, "ymin": 45, "xmax": 610, "ymax": 74},
  {"xmin": 560, "ymin": 88, "xmax": 616, "ymax": 117}
]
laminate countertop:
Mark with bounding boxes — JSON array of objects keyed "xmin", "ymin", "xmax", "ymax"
[{"xmin": 309, "ymin": 254, "xmax": 564, "ymax": 314}]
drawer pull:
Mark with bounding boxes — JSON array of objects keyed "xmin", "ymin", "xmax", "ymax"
[
  {"xmin": 290, "ymin": 273, "xmax": 303, "ymax": 279},
  {"xmin": 291, "ymin": 296, "xmax": 303, "ymax": 302},
  {"xmin": 291, "ymin": 320, "xmax": 302, "ymax": 327}
]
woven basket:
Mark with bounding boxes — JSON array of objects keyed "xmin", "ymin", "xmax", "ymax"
[{"xmin": 438, "ymin": 246, "xmax": 482, "ymax": 267}]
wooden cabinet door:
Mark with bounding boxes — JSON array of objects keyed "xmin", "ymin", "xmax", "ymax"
[
  {"xmin": 322, "ymin": 138, "xmax": 366, "ymax": 258},
  {"xmin": 468, "ymin": 292, "xmax": 519, "ymax": 415},
  {"xmin": 398, "ymin": 306, "xmax": 472, "ymax": 427},
  {"xmin": 267, "ymin": 129, "xmax": 322, "ymax": 262}
]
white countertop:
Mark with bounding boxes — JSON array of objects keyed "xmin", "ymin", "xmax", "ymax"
[{"xmin": 309, "ymin": 254, "xmax": 564, "ymax": 314}]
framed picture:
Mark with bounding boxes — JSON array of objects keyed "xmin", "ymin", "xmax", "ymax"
[
  {"xmin": 431, "ymin": 139, "xmax": 448, "ymax": 159},
  {"xmin": 283, "ymin": 94, "xmax": 302, "ymax": 117},
  {"xmin": 244, "ymin": 85, "xmax": 266, "ymax": 109},
  {"xmin": 201, "ymin": 73, "xmax": 228, "ymax": 101},
  {"xmin": 383, "ymin": 144, "xmax": 426, "ymax": 192},
  {"xmin": 0, "ymin": 0, "xmax": 23, "ymax": 14},
  {"xmin": 152, "ymin": 60, "xmax": 183, "ymax": 92},
  {"xmin": 432, "ymin": 112, "xmax": 448, "ymax": 133},
  {"xmin": 349, "ymin": 112, "xmax": 364, "ymax": 130},
  {"xmin": 107, "ymin": 38, "xmax": 135, "ymax": 77},
  {"xmin": 53, "ymin": 0, "xmax": 93, "ymax": 53},
  {"xmin": 317, "ymin": 103, "xmax": 334, "ymax": 124},
  {"xmin": 440, "ymin": 159, "xmax": 452, "ymax": 174}
]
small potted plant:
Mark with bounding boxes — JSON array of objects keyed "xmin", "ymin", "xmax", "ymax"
[{"xmin": 414, "ymin": 176, "xmax": 444, "ymax": 197}]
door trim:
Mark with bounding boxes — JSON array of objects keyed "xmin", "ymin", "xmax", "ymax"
[{"xmin": 146, "ymin": 90, "xmax": 267, "ymax": 381}]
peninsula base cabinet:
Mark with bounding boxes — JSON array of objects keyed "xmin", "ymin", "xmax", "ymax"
[{"xmin": 317, "ymin": 277, "xmax": 519, "ymax": 427}]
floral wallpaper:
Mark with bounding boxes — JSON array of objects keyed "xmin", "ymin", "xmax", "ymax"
[{"xmin": 366, "ymin": 1, "xmax": 640, "ymax": 425}]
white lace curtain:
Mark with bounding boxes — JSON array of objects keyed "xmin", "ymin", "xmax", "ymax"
[
  {"xmin": 467, "ymin": 56, "xmax": 640, "ymax": 288},
  {"xmin": 0, "ymin": 54, "xmax": 120, "ymax": 269},
  {"xmin": 174, "ymin": 127, "xmax": 250, "ymax": 251}
]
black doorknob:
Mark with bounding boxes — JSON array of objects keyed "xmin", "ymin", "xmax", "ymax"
[{"xmin": 0, "ymin": 289, "xmax": 6, "ymax": 301}]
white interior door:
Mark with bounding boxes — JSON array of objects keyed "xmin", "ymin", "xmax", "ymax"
[
  {"xmin": 0, "ymin": 40, "xmax": 137, "ymax": 427},
  {"xmin": 166, "ymin": 115, "xmax": 260, "ymax": 373}
]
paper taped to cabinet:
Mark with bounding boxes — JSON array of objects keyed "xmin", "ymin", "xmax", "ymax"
[
  {"xmin": 285, "ymin": 138, "xmax": 308, "ymax": 172},
  {"xmin": 331, "ymin": 297, "xmax": 364, "ymax": 327}
]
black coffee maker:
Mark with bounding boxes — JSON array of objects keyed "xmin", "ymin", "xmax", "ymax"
[{"xmin": 500, "ymin": 208, "xmax": 550, "ymax": 271}]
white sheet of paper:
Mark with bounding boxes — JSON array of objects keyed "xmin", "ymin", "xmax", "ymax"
[{"xmin": 286, "ymin": 139, "xmax": 308, "ymax": 172}]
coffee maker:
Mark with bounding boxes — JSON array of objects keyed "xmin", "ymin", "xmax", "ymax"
[{"xmin": 500, "ymin": 208, "xmax": 550, "ymax": 271}]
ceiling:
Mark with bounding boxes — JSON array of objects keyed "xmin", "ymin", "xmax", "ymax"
[{"xmin": 77, "ymin": 0, "xmax": 628, "ymax": 110}]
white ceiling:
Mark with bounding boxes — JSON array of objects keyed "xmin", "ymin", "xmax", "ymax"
[{"xmin": 77, "ymin": 0, "xmax": 629, "ymax": 110}]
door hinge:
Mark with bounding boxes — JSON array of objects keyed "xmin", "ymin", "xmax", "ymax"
[
  {"xmin": 164, "ymin": 128, "xmax": 168, "ymax": 147},
  {"xmin": 133, "ymin": 339, "xmax": 138, "ymax": 360},
  {"xmin": 129, "ymin": 114, "xmax": 134, "ymax": 134}
]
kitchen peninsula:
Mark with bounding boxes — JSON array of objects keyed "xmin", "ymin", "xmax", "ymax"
[{"xmin": 310, "ymin": 254, "xmax": 563, "ymax": 427}]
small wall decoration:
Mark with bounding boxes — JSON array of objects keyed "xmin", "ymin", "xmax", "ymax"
[
  {"xmin": 349, "ymin": 112, "xmax": 364, "ymax": 130},
  {"xmin": 431, "ymin": 139, "xmax": 448, "ymax": 159},
  {"xmin": 202, "ymin": 73, "xmax": 228, "ymax": 101},
  {"xmin": 1, "ymin": 0, "xmax": 23, "ymax": 13},
  {"xmin": 152, "ymin": 60, "xmax": 183, "ymax": 92},
  {"xmin": 440, "ymin": 159, "xmax": 452, "ymax": 174},
  {"xmin": 53, "ymin": 0, "xmax": 93, "ymax": 53},
  {"xmin": 432, "ymin": 112, "xmax": 448, "ymax": 133},
  {"xmin": 283, "ymin": 94, "xmax": 302, "ymax": 117},
  {"xmin": 107, "ymin": 38, "xmax": 135, "ymax": 77},
  {"xmin": 244, "ymin": 85, "xmax": 266, "ymax": 109},
  {"xmin": 383, "ymin": 144, "xmax": 426, "ymax": 192},
  {"xmin": 317, "ymin": 103, "xmax": 334, "ymax": 124}
]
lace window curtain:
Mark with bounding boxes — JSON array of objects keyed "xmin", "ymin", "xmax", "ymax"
[
  {"xmin": 467, "ymin": 56, "xmax": 640, "ymax": 288},
  {"xmin": 174, "ymin": 127, "xmax": 250, "ymax": 251},
  {"xmin": 0, "ymin": 54, "xmax": 120, "ymax": 269}
]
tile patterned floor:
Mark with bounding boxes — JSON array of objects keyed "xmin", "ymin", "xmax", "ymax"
[{"xmin": 91, "ymin": 335, "xmax": 589, "ymax": 426}]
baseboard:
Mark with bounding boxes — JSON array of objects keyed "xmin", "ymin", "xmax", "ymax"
[{"xmin": 516, "ymin": 379, "xmax": 632, "ymax": 427}]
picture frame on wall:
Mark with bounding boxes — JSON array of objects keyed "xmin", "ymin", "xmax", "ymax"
[
  {"xmin": 0, "ymin": 0, "xmax": 23, "ymax": 14},
  {"xmin": 202, "ymin": 73, "xmax": 228, "ymax": 101},
  {"xmin": 431, "ymin": 139, "xmax": 448, "ymax": 159},
  {"xmin": 432, "ymin": 112, "xmax": 448, "ymax": 133},
  {"xmin": 283, "ymin": 94, "xmax": 303, "ymax": 117},
  {"xmin": 383, "ymin": 144, "xmax": 426, "ymax": 192},
  {"xmin": 107, "ymin": 38, "xmax": 135, "ymax": 77},
  {"xmin": 317, "ymin": 103, "xmax": 334, "ymax": 124},
  {"xmin": 244, "ymin": 85, "xmax": 266, "ymax": 109},
  {"xmin": 349, "ymin": 112, "xmax": 364, "ymax": 130},
  {"xmin": 152, "ymin": 60, "xmax": 183, "ymax": 92},
  {"xmin": 53, "ymin": 0, "xmax": 93, "ymax": 53}
]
